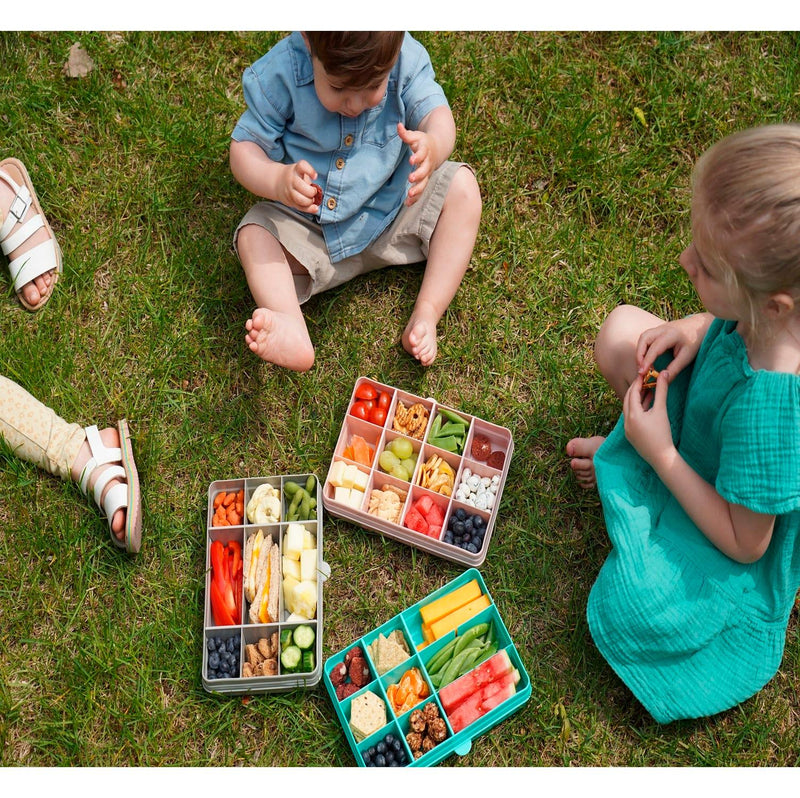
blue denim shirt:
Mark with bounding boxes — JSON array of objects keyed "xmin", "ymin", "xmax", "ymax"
[{"xmin": 231, "ymin": 32, "xmax": 449, "ymax": 262}]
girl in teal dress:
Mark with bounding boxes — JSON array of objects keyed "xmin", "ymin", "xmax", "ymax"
[{"xmin": 566, "ymin": 125, "xmax": 800, "ymax": 723}]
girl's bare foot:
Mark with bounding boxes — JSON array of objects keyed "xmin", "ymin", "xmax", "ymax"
[
  {"xmin": 245, "ymin": 307, "xmax": 315, "ymax": 371},
  {"xmin": 402, "ymin": 310, "xmax": 438, "ymax": 366},
  {"xmin": 70, "ymin": 426, "xmax": 128, "ymax": 542},
  {"xmin": 566, "ymin": 435, "xmax": 606, "ymax": 489}
]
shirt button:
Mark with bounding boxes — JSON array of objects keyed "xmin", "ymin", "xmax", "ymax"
[
  {"xmin": 326, "ymin": 197, "xmax": 337, "ymax": 210},
  {"xmin": 344, "ymin": 134, "xmax": 354, "ymax": 146},
  {"xmin": 335, "ymin": 157, "xmax": 345, "ymax": 169}
]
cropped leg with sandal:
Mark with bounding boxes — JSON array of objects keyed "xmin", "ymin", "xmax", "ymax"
[{"xmin": 0, "ymin": 376, "xmax": 142, "ymax": 553}]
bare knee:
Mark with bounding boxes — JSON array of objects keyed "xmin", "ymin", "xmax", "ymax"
[
  {"xmin": 594, "ymin": 305, "xmax": 642, "ymax": 391},
  {"xmin": 444, "ymin": 166, "xmax": 482, "ymax": 225}
]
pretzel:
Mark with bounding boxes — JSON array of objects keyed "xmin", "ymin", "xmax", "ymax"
[{"xmin": 392, "ymin": 401, "xmax": 429, "ymax": 439}]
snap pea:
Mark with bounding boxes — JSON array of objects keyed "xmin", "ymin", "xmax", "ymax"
[
  {"xmin": 452, "ymin": 622, "xmax": 490, "ymax": 657},
  {"xmin": 426, "ymin": 637, "xmax": 460, "ymax": 675}
]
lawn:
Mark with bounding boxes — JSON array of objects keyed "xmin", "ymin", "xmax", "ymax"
[{"xmin": 1, "ymin": 31, "xmax": 799, "ymax": 768}]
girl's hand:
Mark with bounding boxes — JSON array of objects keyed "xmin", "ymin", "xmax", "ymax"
[
  {"xmin": 635, "ymin": 313, "xmax": 713, "ymax": 380},
  {"xmin": 398, "ymin": 122, "xmax": 436, "ymax": 205},
  {"xmin": 278, "ymin": 160, "xmax": 321, "ymax": 214},
  {"xmin": 623, "ymin": 370, "xmax": 675, "ymax": 469}
]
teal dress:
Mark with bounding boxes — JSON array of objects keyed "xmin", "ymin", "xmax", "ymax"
[{"xmin": 588, "ymin": 319, "xmax": 800, "ymax": 723}]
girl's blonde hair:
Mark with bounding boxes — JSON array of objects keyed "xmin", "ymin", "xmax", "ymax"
[{"xmin": 692, "ymin": 124, "xmax": 800, "ymax": 313}]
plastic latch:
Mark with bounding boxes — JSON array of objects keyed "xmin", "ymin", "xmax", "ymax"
[
  {"xmin": 318, "ymin": 560, "xmax": 332, "ymax": 583},
  {"xmin": 454, "ymin": 738, "xmax": 473, "ymax": 757}
]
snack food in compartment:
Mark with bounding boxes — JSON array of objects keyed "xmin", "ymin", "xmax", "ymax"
[
  {"xmin": 323, "ymin": 378, "xmax": 513, "ymax": 566},
  {"xmin": 203, "ymin": 474, "xmax": 330, "ymax": 695},
  {"xmin": 323, "ymin": 569, "xmax": 530, "ymax": 767}
]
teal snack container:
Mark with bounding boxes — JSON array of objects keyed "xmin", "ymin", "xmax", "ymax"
[
  {"xmin": 323, "ymin": 569, "xmax": 530, "ymax": 766},
  {"xmin": 323, "ymin": 378, "xmax": 514, "ymax": 567}
]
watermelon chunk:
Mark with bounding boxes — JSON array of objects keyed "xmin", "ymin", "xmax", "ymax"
[
  {"xmin": 404, "ymin": 507, "xmax": 428, "ymax": 535},
  {"xmin": 439, "ymin": 650, "xmax": 514, "ymax": 713},
  {"xmin": 415, "ymin": 495, "xmax": 434, "ymax": 516},
  {"xmin": 426, "ymin": 502, "xmax": 444, "ymax": 528},
  {"xmin": 427, "ymin": 524, "xmax": 442, "ymax": 539},
  {"xmin": 447, "ymin": 676, "xmax": 519, "ymax": 733}
]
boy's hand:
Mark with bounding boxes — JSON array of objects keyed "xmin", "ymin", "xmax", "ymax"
[
  {"xmin": 398, "ymin": 122, "xmax": 438, "ymax": 206},
  {"xmin": 280, "ymin": 160, "xmax": 321, "ymax": 214},
  {"xmin": 622, "ymin": 369, "xmax": 675, "ymax": 469}
]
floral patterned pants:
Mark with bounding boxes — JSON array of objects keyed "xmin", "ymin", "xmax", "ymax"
[{"xmin": 0, "ymin": 376, "xmax": 84, "ymax": 480}]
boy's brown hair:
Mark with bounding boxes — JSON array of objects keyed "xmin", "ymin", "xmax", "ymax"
[{"xmin": 304, "ymin": 32, "xmax": 404, "ymax": 88}]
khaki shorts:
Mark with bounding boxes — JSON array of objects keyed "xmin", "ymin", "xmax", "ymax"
[{"xmin": 233, "ymin": 160, "xmax": 470, "ymax": 303}]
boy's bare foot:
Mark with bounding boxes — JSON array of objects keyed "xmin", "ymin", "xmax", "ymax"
[
  {"xmin": 402, "ymin": 311, "xmax": 438, "ymax": 366},
  {"xmin": 245, "ymin": 307, "xmax": 315, "ymax": 371},
  {"xmin": 70, "ymin": 426, "xmax": 128, "ymax": 543},
  {"xmin": 566, "ymin": 435, "xmax": 606, "ymax": 489}
]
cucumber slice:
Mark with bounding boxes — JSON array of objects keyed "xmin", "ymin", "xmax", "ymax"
[
  {"xmin": 281, "ymin": 645, "xmax": 302, "ymax": 671},
  {"xmin": 280, "ymin": 629, "xmax": 293, "ymax": 651},
  {"xmin": 293, "ymin": 624, "xmax": 316, "ymax": 651},
  {"xmin": 301, "ymin": 650, "xmax": 315, "ymax": 672}
]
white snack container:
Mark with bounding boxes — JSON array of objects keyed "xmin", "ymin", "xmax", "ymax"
[
  {"xmin": 202, "ymin": 474, "xmax": 330, "ymax": 695},
  {"xmin": 322, "ymin": 379, "xmax": 513, "ymax": 567}
]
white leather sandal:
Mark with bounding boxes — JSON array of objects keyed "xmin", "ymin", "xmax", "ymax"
[
  {"xmin": 0, "ymin": 157, "xmax": 62, "ymax": 311},
  {"xmin": 78, "ymin": 421, "xmax": 142, "ymax": 554}
]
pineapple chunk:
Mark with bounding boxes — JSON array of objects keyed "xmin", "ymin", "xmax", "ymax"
[
  {"xmin": 283, "ymin": 555, "xmax": 301, "ymax": 581},
  {"xmin": 283, "ymin": 523, "xmax": 305, "ymax": 560},
  {"xmin": 300, "ymin": 548, "xmax": 317, "ymax": 582},
  {"xmin": 292, "ymin": 580, "xmax": 318, "ymax": 619},
  {"xmin": 303, "ymin": 529, "xmax": 316, "ymax": 550},
  {"xmin": 283, "ymin": 574, "xmax": 300, "ymax": 614}
]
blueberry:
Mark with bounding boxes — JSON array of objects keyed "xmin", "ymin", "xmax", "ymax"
[
  {"xmin": 385, "ymin": 734, "xmax": 395, "ymax": 745},
  {"xmin": 465, "ymin": 518, "xmax": 474, "ymax": 531},
  {"xmin": 207, "ymin": 637, "xmax": 217, "ymax": 652},
  {"xmin": 376, "ymin": 741, "xmax": 387, "ymax": 755},
  {"xmin": 392, "ymin": 738, "xmax": 403, "ymax": 752},
  {"xmin": 374, "ymin": 753, "xmax": 386, "ymax": 767},
  {"xmin": 456, "ymin": 508, "xmax": 466, "ymax": 521},
  {"xmin": 444, "ymin": 532, "xmax": 454, "ymax": 544},
  {"xmin": 208, "ymin": 652, "xmax": 220, "ymax": 669},
  {"xmin": 453, "ymin": 521, "xmax": 464, "ymax": 535},
  {"xmin": 474, "ymin": 515, "xmax": 484, "ymax": 528},
  {"xmin": 227, "ymin": 637, "xmax": 236, "ymax": 653},
  {"xmin": 385, "ymin": 750, "xmax": 395, "ymax": 764},
  {"xmin": 467, "ymin": 543, "xmax": 478, "ymax": 553},
  {"xmin": 368, "ymin": 746, "xmax": 376, "ymax": 758},
  {"xmin": 363, "ymin": 750, "xmax": 372, "ymax": 765}
]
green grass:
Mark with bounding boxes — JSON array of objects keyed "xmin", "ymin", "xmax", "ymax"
[{"xmin": 1, "ymin": 31, "xmax": 800, "ymax": 767}]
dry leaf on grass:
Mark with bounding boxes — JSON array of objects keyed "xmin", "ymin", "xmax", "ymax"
[{"xmin": 63, "ymin": 43, "xmax": 94, "ymax": 78}]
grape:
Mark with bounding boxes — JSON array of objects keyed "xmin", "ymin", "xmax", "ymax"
[
  {"xmin": 389, "ymin": 437, "xmax": 413, "ymax": 460},
  {"xmin": 391, "ymin": 464, "xmax": 410, "ymax": 481},
  {"xmin": 379, "ymin": 450, "xmax": 400, "ymax": 472},
  {"xmin": 400, "ymin": 458, "xmax": 417, "ymax": 475}
]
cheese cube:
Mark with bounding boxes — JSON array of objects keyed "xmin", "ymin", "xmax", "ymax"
[
  {"xmin": 282, "ymin": 555, "xmax": 301, "ymax": 581},
  {"xmin": 347, "ymin": 487, "xmax": 365, "ymax": 510},
  {"xmin": 283, "ymin": 523, "xmax": 305, "ymax": 560},
  {"xmin": 334, "ymin": 486, "xmax": 350, "ymax": 505},
  {"xmin": 300, "ymin": 548, "xmax": 317, "ymax": 582},
  {"xmin": 352, "ymin": 469, "xmax": 369, "ymax": 491},
  {"xmin": 328, "ymin": 460, "xmax": 347, "ymax": 487},
  {"xmin": 342, "ymin": 464, "xmax": 359, "ymax": 489}
]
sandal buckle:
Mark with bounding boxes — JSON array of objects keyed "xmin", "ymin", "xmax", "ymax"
[{"xmin": 9, "ymin": 194, "xmax": 30, "ymax": 222}]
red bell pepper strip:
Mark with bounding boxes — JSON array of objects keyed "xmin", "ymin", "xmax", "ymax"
[
  {"xmin": 228, "ymin": 540, "xmax": 243, "ymax": 622},
  {"xmin": 210, "ymin": 540, "xmax": 236, "ymax": 618},
  {"xmin": 210, "ymin": 579, "xmax": 236, "ymax": 626}
]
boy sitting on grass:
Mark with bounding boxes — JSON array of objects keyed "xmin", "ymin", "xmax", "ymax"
[{"xmin": 230, "ymin": 31, "xmax": 481, "ymax": 371}]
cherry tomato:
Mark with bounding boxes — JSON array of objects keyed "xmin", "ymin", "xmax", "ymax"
[
  {"xmin": 377, "ymin": 391, "xmax": 391, "ymax": 411},
  {"xmin": 350, "ymin": 401, "xmax": 369, "ymax": 420},
  {"xmin": 355, "ymin": 384, "xmax": 378, "ymax": 401},
  {"xmin": 370, "ymin": 407, "xmax": 387, "ymax": 426}
]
